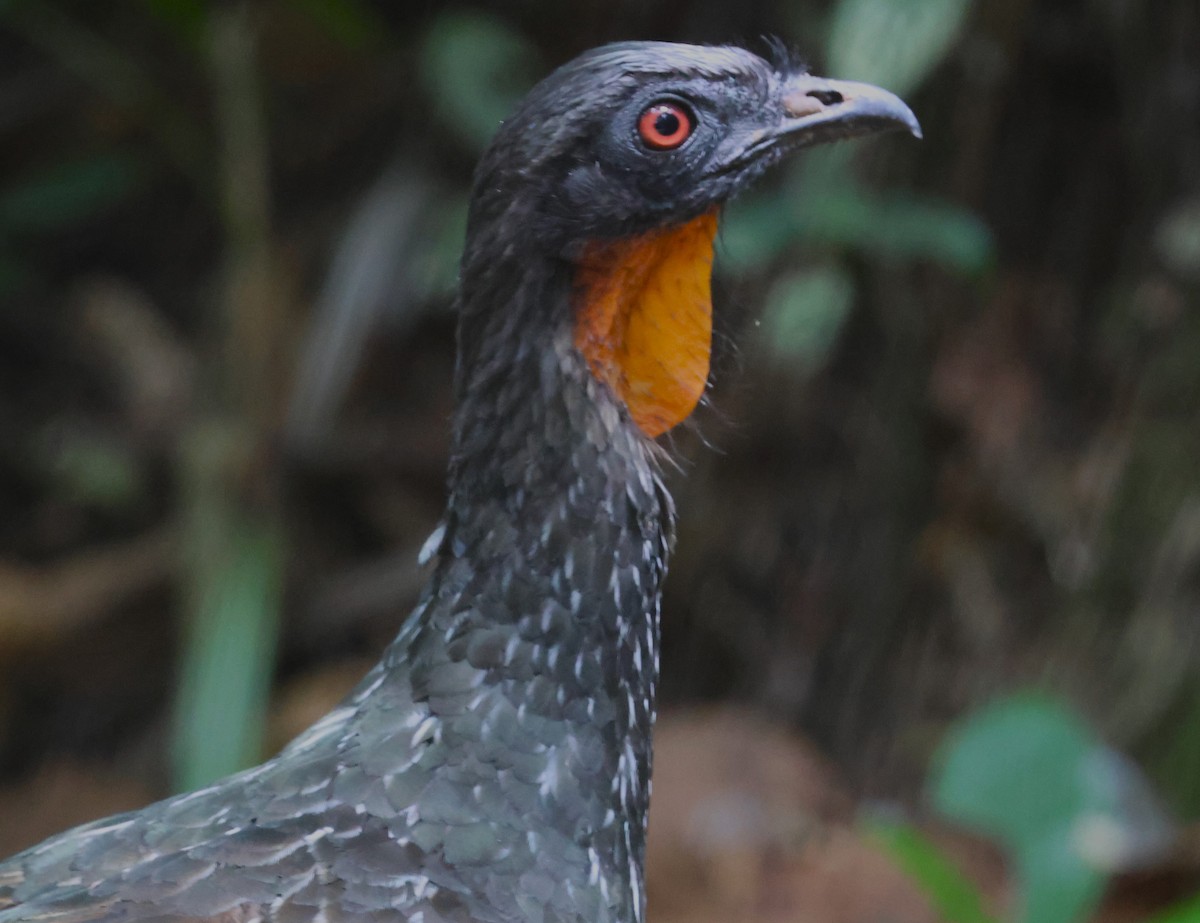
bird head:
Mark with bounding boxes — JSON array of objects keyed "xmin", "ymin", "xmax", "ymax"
[{"xmin": 459, "ymin": 42, "xmax": 919, "ymax": 438}]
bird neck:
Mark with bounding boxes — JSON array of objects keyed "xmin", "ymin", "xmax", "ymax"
[
  {"xmin": 378, "ymin": 253, "xmax": 673, "ymax": 920},
  {"xmin": 445, "ymin": 250, "xmax": 674, "ymax": 551},
  {"xmin": 438, "ymin": 251, "xmax": 673, "ymax": 726}
]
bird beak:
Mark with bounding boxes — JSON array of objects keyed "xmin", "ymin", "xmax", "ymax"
[
  {"xmin": 714, "ymin": 74, "xmax": 919, "ymax": 178},
  {"xmin": 772, "ymin": 73, "xmax": 922, "ymax": 147}
]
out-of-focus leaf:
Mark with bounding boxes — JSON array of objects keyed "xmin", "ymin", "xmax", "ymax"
[
  {"xmin": 0, "ymin": 154, "xmax": 140, "ymax": 235},
  {"xmin": 721, "ymin": 150, "xmax": 854, "ymax": 270},
  {"xmin": 173, "ymin": 427, "xmax": 285, "ymax": 791},
  {"xmin": 827, "ymin": 0, "xmax": 975, "ymax": 97},
  {"xmin": 138, "ymin": 0, "xmax": 207, "ymax": 44},
  {"xmin": 758, "ymin": 264, "xmax": 855, "ymax": 369},
  {"xmin": 39, "ymin": 428, "xmax": 143, "ymax": 511},
  {"xmin": 1155, "ymin": 200, "xmax": 1200, "ymax": 278},
  {"xmin": 934, "ymin": 694, "xmax": 1175, "ymax": 923},
  {"xmin": 720, "ymin": 196, "xmax": 796, "ymax": 271},
  {"xmin": 872, "ymin": 822, "xmax": 997, "ymax": 923},
  {"xmin": 1152, "ymin": 687, "xmax": 1200, "ymax": 817},
  {"xmin": 290, "ymin": 0, "xmax": 388, "ymax": 50},
  {"xmin": 419, "ymin": 12, "xmax": 539, "ymax": 152},
  {"xmin": 173, "ymin": 515, "xmax": 284, "ymax": 791},
  {"xmin": 721, "ymin": 181, "xmax": 993, "ymax": 275},
  {"xmin": 1149, "ymin": 894, "xmax": 1200, "ymax": 923},
  {"xmin": 810, "ymin": 192, "xmax": 993, "ymax": 272},
  {"xmin": 421, "ymin": 191, "xmax": 469, "ymax": 297}
]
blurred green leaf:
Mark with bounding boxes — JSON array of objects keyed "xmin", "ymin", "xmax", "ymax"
[
  {"xmin": 290, "ymin": 0, "xmax": 388, "ymax": 50},
  {"xmin": 421, "ymin": 190, "xmax": 470, "ymax": 297},
  {"xmin": 827, "ymin": 0, "xmax": 974, "ymax": 96},
  {"xmin": 138, "ymin": 0, "xmax": 208, "ymax": 44},
  {"xmin": 934, "ymin": 694, "xmax": 1173, "ymax": 923},
  {"xmin": 173, "ymin": 515, "xmax": 284, "ymax": 791},
  {"xmin": 758, "ymin": 264, "xmax": 856, "ymax": 368},
  {"xmin": 722, "ymin": 117, "xmax": 992, "ymax": 275},
  {"xmin": 0, "ymin": 154, "xmax": 140, "ymax": 235},
  {"xmin": 1151, "ymin": 688, "xmax": 1200, "ymax": 817},
  {"xmin": 722, "ymin": 181, "xmax": 993, "ymax": 275},
  {"xmin": 935, "ymin": 695, "xmax": 1102, "ymax": 923},
  {"xmin": 720, "ymin": 196, "xmax": 798, "ymax": 271},
  {"xmin": 1149, "ymin": 894, "xmax": 1200, "ymax": 923},
  {"xmin": 822, "ymin": 192, "xmax": 993, "ymax": 271},
  {"xmin": 39, "ymin": 429, "xmax": 143, "ymax": 511},
  {"xmin": 173, "ymin": 426, "xmax": 285, "ymax": 791},
  {"xmin": 419, "ymin": 11, "xmax": 539, "ymax": 152},
  {"xmin": 872, "ymin": 822, "xmax": 997, "ymax": 923}
]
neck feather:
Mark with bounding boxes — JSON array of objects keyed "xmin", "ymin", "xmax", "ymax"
[{"xmin": 373, "ymin": 255, "xmax": 674, "ymax": 922}]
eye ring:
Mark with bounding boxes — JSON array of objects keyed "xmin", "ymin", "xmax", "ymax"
[{"xmin": 637, "ymin": 100, "xmax": 695, "ymax": 150}]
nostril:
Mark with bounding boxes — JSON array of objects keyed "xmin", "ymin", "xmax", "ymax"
[{"xmin": 807, "ymin": 89, "xmax": 844, "ymax": 106}]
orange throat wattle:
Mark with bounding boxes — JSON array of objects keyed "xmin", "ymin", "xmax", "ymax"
[{"xmin": 572, "ymin": 212, "xmax": 718, "ymax": 438}]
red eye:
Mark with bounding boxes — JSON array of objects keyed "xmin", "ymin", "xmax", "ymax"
[{"xmin": 637, "ymin": 101, "xmax": 694, "ymax": 150}]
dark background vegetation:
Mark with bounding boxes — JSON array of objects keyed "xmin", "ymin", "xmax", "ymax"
[{"xmin": 1, "ymin": 1, "xmax": 1199, "ymax": 920}]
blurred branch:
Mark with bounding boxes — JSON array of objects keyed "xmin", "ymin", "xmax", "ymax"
[
  {"xmin": 77, "ymin": 278, "xmax": 196, "ymax": 440},
  {"xmin": 0, "ymin": 530, "xmax": 176, "ymax": 659},
  {"xmin": 210, "ymin": 4, "xmax": 285, "ymax": 426}
]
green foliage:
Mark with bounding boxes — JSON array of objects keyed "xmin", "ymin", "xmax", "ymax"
[
  {"xmin": 0, "ymin": 151, "xmax": 142, "ymax": 297},
  {"xmin": 421, "ymin": 190, "xmax": 471, "ymax": 298},
  {"xmin": 419, "ymin": 11, "xmax": 541, "ymax": 153},
  {"xmin": 38, "ymin": 429, "xmax": 144, "ymax": 511},
  {"xmin": 827, "ymin": 0, "xmax": 975, "ymax": 97},
  {"xmin": 1150, "ymin": 894, "xmax": 1200, "ymax": 923},
  {"xmin": 933, "ymin": 694, "xmax": 1173, "ymax": 923},
  {"xmin": 0, "ymin": 153, "xmax": 140, "ymax": 235},
  {"xmin": 289, "ymin": 0, "xmax": 389, "ymax": 51},
  {"xmin": 173, "ymin": 427, "xmax": 286, "ymax": 791},
  {"xmin": 872, "ymin": 822, "xmax": 997, "ymax": 923},
  {"xmin": 724, "ymin": 152, "xmax": 991, "ymax": 368},
  {"xmin": 725, "ymin": 0, "xmax": 990, "ymax": 370},
  {"xmin": 757, "ymin": 264, "xmax": 856, "ymax": 369},
  {"xmin": 722, "ymin": 155, "xmax": 993, "ymax": 278},
  {"xmin": 1150, "ymin": 690, "xmax": 1200, "ymax": 818},
  {"xmin": 934, "ymin": 695, "xmax": 1106, "ymax": 923},
  {"xmin": 804, "ymin": 186, "xmax": 992, "ymax": 271},
  {"xmin": 137, "ymin": 0, "xmax": 208, "ymax": 45},
  {"xmin": 876, "ymin": 696, "xmax": 1200, "ymax": 923},
  {"xmin": 172, "ymin": 514, "xmax": 284, "ymax": 791}
]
